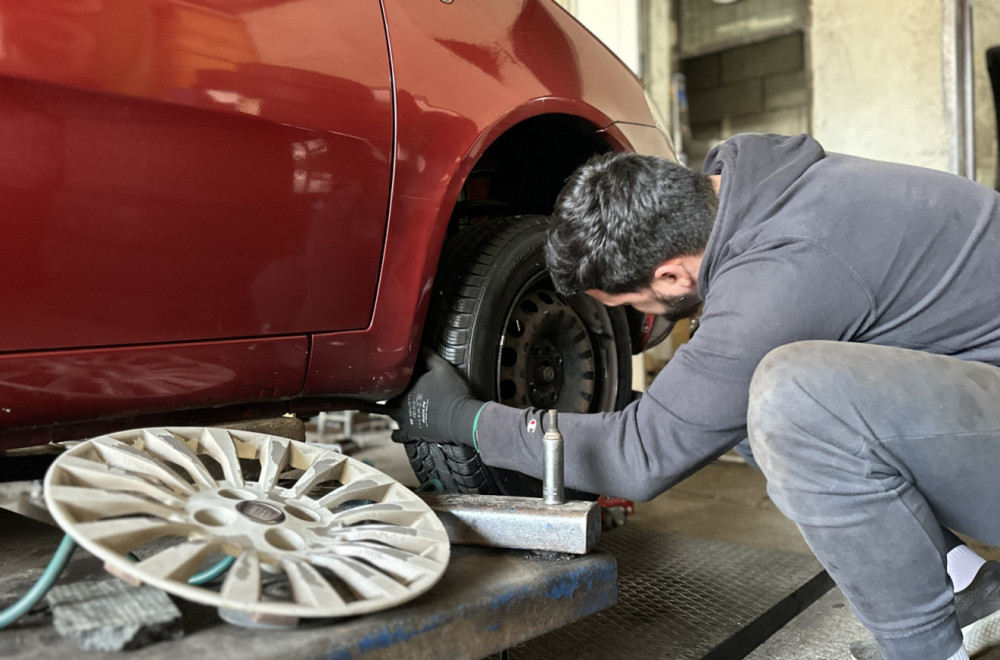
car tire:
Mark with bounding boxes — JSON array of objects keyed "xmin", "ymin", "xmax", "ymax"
[{"xmin": 404, "ymin": 215, "xmax": 633, "ymax": 496}]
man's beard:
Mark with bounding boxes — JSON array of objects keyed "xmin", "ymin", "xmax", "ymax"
[{"xmin": 652, "ymin": 291, "xmax": 703, "ymax": 322}]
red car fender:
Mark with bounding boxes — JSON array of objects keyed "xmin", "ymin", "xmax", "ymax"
[{"xmin": 305, "ymin": 0, "xmax": 673, "ymax": 398}]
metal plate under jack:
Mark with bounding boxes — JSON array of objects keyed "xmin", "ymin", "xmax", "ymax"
[
  {"xmin": 502, "ymin": 524, "xmax": 834, "ymax": 660},
  {"xmin": 43, "ymin": 427, "xmax": 451, "ymax": 625}
]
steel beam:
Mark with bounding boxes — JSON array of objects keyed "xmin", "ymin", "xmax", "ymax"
[{"xmin": 417, "ymin": 493, "xmax": 601, "ymax": 554}]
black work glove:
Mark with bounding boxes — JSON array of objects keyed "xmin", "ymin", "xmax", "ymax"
[{"xmin": 382, "ymin": 350, "xmax": 485, "ymax": 447}]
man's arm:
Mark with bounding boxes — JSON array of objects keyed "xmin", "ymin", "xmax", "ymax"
[
  {"xmin": 393, "ymin": 241, "xmax": 875, "ymax": 501},
  {"xmin": 476, "ymin": 241, "xmax": 876, "ymax": 500}
]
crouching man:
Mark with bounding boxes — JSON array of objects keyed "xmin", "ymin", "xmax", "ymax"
[{"xmin": 388, "ymin": 134, "xmax": 1000, "ymax": 660}]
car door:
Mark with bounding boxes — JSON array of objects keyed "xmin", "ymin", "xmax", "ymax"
[{"xmin": 0, "ymin": 0, "xmax": 393, "ymax": 431}]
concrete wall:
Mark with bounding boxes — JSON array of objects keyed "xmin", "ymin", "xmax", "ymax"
[
  {"xmin": 974, "ymin": 1, "xmax": 1000, "ymax": 187},
  {"xmin": 641, "ymin": 0, "xmax": 674, "ymax": 129},
  {"xmin": 812, "ymin": 0, "xmax": 998, "ymax": 186},
  {"xmin": 556, "ymin": 0, "xmax": 641, "ymax": 74},
  {"xmin": 677, "ymin": 0, "xmax": 806, "ymax": 57},
  {"xmin": 810, "ymin": 0, "xmax": 954, "ymax": 172},
  {"xmin": 683, "ymin": 33, "xmax": 809, "ymax": 167}
]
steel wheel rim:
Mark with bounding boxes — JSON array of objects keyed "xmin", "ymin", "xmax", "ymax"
[
  {"xmin": 44, "ymin": 427, "xmax": 450, "ymax": 619},
  {"xmin": 497, "ymin": 276, "xmax": 621, "ymax": 412}
]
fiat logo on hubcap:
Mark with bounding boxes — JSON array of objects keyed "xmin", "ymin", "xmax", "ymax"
[{"xmin": 236, "ymin": 500, "xmax": 286, "ymax": 524}]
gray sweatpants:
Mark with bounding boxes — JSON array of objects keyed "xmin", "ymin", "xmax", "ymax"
[{"xmin": 746, "ymin": 341, "xmax": 1000, "ymax": 660}]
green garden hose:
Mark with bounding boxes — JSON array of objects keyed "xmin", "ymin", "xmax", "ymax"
[
  {"xmin": 0, "ymin": 534, "xmax": 77, "ymax": 630},
  {"xmin": 0, "ymin": 534, "xmax": 234, "ymax": 630}
]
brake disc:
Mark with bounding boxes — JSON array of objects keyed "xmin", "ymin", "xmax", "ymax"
[{"xmin": 43, "ymin": 427, "xmax": 450, "ymax": 620}]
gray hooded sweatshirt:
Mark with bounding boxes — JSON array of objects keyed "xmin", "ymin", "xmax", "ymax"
[{"xmin": 476, "ymin": 133, "xmax": 1000, "ymax": 501}]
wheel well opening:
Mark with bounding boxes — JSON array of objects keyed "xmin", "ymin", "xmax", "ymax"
[{"xmin": 450, "ymin": 114, "xmax": 611, "ymax": 231}]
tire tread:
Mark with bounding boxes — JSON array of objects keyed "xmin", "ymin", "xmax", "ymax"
[
  {"xmin": 408, "ymin": 217, "xmax": 547, "ymax": 495},
  {"xmin": 406, "ymin": 215, "xmax": 625, "ymax": 497}
]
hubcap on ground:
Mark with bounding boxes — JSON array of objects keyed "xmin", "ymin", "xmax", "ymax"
[{"xmin": 44, "ymin": 427, "xmax": 450, "ymax": 619}]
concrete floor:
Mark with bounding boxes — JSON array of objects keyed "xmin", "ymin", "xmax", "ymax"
[{"xmin": 3, "ymin": 421, "xmax": 999, "ymax": 659}]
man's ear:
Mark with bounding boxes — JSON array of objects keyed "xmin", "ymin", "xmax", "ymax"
[{"xmin": 652, "ymin": 259, "xmax": 695, "ymax": 287}]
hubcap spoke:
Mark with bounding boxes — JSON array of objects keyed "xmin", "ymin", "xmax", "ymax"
[
  {"xmin": 257, "ymin": 437, "xmax": 291, "ymax": 492},
  {"xmin": 135, "ymin": 539, "xmax": 215, "ymax": 582},
  {"xmin": 281, "ymin": 558, "xmax": 346, "ymax": 609},
  {"xmin": 220, "ymin": 551, "xmax": 263, "ymax": 604},
  {"xmin": 140, "ymin": 429, "xmax": 216, "ymax": 490},
  {"xmin": 47, "ymin": 485, "xmax": 181, "ymax": 522},
  {"xmin": 308, "ymin": 553, "xmax": 410, "ymax": 600},
  {"xmin": 75, "ymin": 517, "xmax": 192, "ymax": 555},
  {"xmin": 283, "ymin": 455, "xmax": 348, "ymax": 499},
  {"xmin": 197, "ymin": 428, "xmax": 245, "ymax": 487}
]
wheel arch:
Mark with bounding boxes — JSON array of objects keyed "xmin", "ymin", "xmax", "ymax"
[
  {"xmin": 302, "ymin": 106, "xmax": 653, "ymax": 400},
  {"xmin": 450, "ymin": 113, "xmax": 613, "ymax": 226},
  {"xmin": 441, "ymin": 109, "xmax": 666, "ymax": 353}
]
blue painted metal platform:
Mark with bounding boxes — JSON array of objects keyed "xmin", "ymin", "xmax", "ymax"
[
  {"xmin": 1, "ymin": 506, "xmax": 834, "ymax": 659},
  {"xmin": 0, "ymin": 508, "xmax": 617, "ymax": 659}
]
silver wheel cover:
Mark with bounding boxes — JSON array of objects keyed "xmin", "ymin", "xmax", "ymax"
[{"xmin": 44, "ymin": 427, "xmax": 450, "ymax": 618}]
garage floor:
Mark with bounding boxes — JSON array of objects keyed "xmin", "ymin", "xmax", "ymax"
[
  {"xmin": 335, "ymin": 426, "xmax": 1000, "ymax": 659},
  {"xmin": 2, "ymin": 422, "xmax": 999, "ymax": 659}
]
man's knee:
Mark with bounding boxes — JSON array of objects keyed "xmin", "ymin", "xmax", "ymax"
[
  {"xmin": 749, "ymin": 341, "xmax": 843, "ymax": 427},
  {"xmin": 747, "ymin": 341, "xmax": 860, "ymax": 473}
]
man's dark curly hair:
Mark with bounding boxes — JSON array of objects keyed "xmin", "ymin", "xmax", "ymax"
[{"xmin": 545, "ymin": 152, "xmax": 717, "ymax": 296}]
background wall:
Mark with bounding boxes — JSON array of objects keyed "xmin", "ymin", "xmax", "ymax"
[
  {"xmin": 555, "ymin": 0, "xmax": 641, "ymax": 74},
  {"xmin": 558, "ymin": 0, "xmax": 1000, "ymax": 384},
  {"xmin": 564, "ymin": 0, "xmax": 999, "ymax": 184},
  {"xmin": 697, "ymin": 0, "xmax": 997, "ymax": 184},
  {"xmin": 683, "ymin": 32, "xmax": 808, "ymax": 168},
  {"xmin": 974, "ymin": 1, "xmax": 1000, "ymax": 187},
  {"xmin": 810, "ymin": 0, "xmax": 954, "ymax": 171}
]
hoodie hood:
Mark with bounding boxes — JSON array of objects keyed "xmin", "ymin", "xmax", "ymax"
[{"xmin": 699, "ymin": 133, "xmax": 826, "ymax": 295}]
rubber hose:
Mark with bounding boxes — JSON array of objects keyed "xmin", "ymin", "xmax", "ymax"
[
  {"xmin": 126, "ymin": 550, "xmax": 235, "ymax": 585},
  {"xmin": 0, "ymin": 534, "xmax": 77, "ymax": 630},
  {"xmin": 188, "ymin": 555, "xmax": 235, "ymax": 585},
  {"xmin": 0, "ymin": 531, "xmax": 236, "ymax": 630}
]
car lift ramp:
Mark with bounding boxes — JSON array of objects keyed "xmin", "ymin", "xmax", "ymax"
[{"xmin": 2, "ymin": 504, "xmax": 832, "ymax": 660}]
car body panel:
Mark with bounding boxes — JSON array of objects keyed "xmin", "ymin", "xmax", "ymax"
[
  {"xmin": 0, "ymin": 0, "xmax": 392, "ymax": 352},
  {"xmin": 0, "ymin": 0, "xmax": 673, "ymax": 448},
  {"xmin": 0, "ymin": 336, "xmax": 307, "ymax": 431}
]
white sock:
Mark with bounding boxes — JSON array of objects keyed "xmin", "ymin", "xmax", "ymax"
[
  {"xmin": 946, "ymin": 645, "xmax": 970, "ymax": 660},
  {"xmin": 948, "ymin": 544, "xmax": 987, "ymax": 593}
]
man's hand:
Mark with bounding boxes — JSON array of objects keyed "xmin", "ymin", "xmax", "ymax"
[{"xmin": 381, "ymin": 350, "xmax": 485, "ymax": 447}]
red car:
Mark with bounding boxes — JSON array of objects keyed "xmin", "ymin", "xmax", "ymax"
[{"xmin": 0, "ymin": 0, "xmax": 674, "ymax": 494}]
